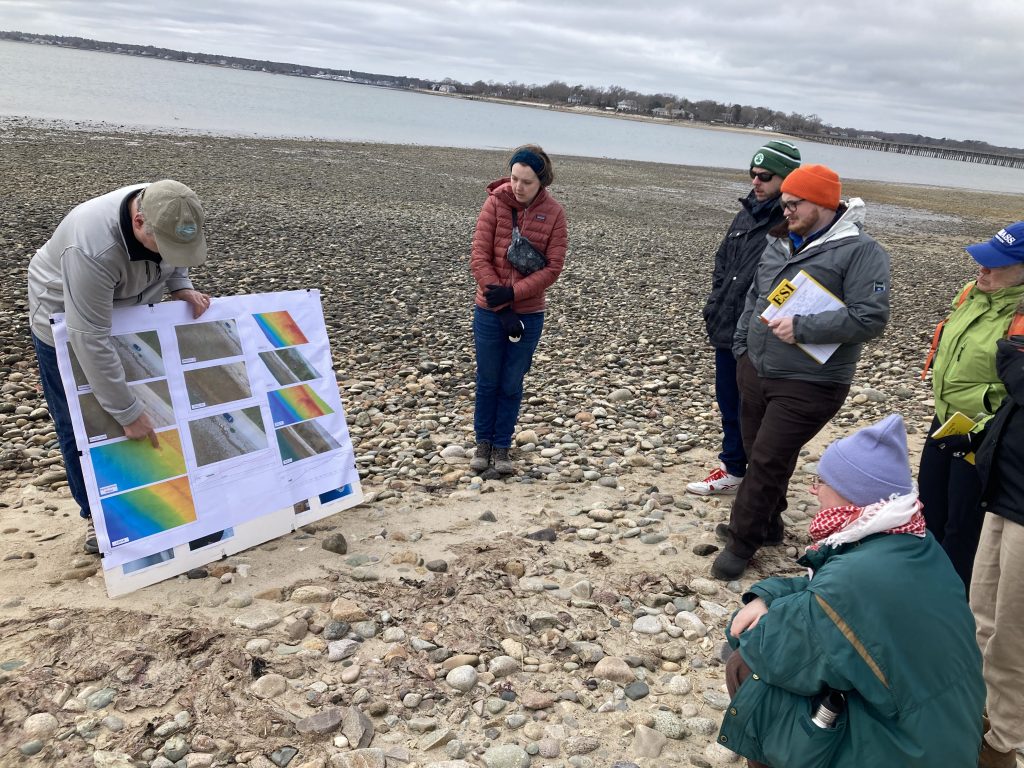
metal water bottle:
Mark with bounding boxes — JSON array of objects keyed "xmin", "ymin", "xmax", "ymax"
[{"xmin": 810, "ymin": 690, "xmax": 845, "ymax": 729}]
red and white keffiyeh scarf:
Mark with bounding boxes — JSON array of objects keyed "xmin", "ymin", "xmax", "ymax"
[{"xmin": 808, "ymin": 489, "xmax": 926, "ymax": 551}]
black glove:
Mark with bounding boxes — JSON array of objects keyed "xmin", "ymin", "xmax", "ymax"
[
  {"xmin": 498, "ymin": 309, "xmax": 523, "ymax": 341},
  {"xmin": 485, "ymin": 284, "xmax": 514, "ymax": 308},
  {"xmin": 934, "ymin": 431, "xmax": 980, "ymax": 457}
]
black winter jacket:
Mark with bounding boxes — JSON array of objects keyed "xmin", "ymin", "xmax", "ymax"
[
  {"xmin": 702, "ymin": 191, "xmax": 785, "ymax": 349},
  {"xmin": 976, "ymin": 338, "xmax": 1024, "ymax": 526}
]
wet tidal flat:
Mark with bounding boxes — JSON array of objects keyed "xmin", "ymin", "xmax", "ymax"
[{"xmin": 1, "ymin": 120, "xmax": 1020, "ymax": 489}]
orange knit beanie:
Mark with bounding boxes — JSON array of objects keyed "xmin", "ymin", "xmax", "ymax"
[{"xmin": 780, "ymin": 164, "xmax": 841, "ymax": 209}]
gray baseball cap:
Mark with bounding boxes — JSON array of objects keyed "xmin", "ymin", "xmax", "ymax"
[{"xmin": 140, "ymin": 180, "xmax": 208, "ymax": 267}]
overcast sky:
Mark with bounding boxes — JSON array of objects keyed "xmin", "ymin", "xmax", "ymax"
[{"xmin": 3, "ymin": 0, "xmax": 1021, "ymax": 148}]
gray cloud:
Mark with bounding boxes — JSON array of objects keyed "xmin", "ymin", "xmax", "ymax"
[{"xmin": 1, "ymin": 0, "xmax": 1020, "ymax": 146}]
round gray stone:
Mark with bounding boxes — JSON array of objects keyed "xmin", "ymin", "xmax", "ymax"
[
  {"xmin": 483, "ymin": 744, "xmax": 531, "ymax": 768},
  {"xmin": 445, "ymin": 665, "xmax": 478, "ymax": 693}
]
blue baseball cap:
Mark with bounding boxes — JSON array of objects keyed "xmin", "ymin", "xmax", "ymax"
[{"xmin": 965, "ymin": 221, "xmax": 1024, "ymax": 268}]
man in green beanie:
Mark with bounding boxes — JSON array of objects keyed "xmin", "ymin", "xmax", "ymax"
[{"xmin": 688, "ymin": 140, "xmax": 801, "ymax": 498}]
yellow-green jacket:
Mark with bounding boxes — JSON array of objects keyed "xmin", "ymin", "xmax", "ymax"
[{"xmin": 932, "ymin": 281, "xmax": 1024, "ymax": 427}]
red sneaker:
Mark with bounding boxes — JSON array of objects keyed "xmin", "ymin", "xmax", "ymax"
[{"xmin": 687, "ymin": 466, "xmax": 742, "ymax": 496}]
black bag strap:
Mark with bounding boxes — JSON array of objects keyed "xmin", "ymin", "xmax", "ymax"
[{"xmin": 511, "ymin": 208, "xmax": 518, "ymax": 228}]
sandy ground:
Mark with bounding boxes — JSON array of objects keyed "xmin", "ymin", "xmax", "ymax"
[{"xmin": 1, "ymin": 121, "xmax": 1021, "ymax": 767}]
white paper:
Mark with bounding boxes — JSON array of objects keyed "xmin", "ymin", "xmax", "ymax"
[{"xmin": 760, "ymin": 270, "xmax": 845, "ymax": 364}]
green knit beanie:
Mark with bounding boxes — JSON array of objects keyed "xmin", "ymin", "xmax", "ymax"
[{"xmin": 750, "ymin": 140, "xmax": 801, "ymax": 178}]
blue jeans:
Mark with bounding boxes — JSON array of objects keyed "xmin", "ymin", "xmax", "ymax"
[
  {"xmin": 473, "ymin": 306, "xmax": 543, "ymax": 449},
  {"xmin": 32, "ymin": 334, "xmax": 91, "ymax": 519},
  {"xmin": 715, "ymin": 347, "xmax": 747, "ymax": 477}
]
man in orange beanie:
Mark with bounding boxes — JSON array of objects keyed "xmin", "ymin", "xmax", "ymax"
[{"xmin": 713, "ymin": 164, "xmax": 891, "ymax": 580}]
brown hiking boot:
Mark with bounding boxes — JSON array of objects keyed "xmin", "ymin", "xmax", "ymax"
[
  {"xmin": 470, "ymin": 441, "xmax": 492, "ymax": 472},
  {"xmin": 978, "ymin": 737, "xmax": 1016, "ymax": 768},
  {"xmin": 492, "ymin": 447, "xmax": 514, "ymax": 475}
]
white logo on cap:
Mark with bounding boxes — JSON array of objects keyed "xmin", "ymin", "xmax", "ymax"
[
  {"xmin": 753, "ymin": 152, "xmax": 765, "ymax": 165},
  {"xmin": 176, "ymin": 222, "xmax": 198, "ymax": 241},
  {"xmin": 997, "ymin": 229, "xmax": 1015, "ymax": 245}
]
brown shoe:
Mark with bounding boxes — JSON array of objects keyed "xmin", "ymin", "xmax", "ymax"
[
  {"xmin": 469, "ymin": 441, "xmax": 492, "ymax": 472},
  {"xmin": 978, "ymin": 737, "xmax": 1017, "ymax": 768},
  {"xmin": 492, "ymin": 447, "xmax": 514, "ymax": 475}
]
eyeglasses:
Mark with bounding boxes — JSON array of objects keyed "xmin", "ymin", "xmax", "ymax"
[
  {"xmin": 780, "ymin": 198, "xmax": 807, "ymax": 212},
  {"xmin": 749, "ymin": 170, "xmax": 775, "ymax": 182},
  {"xmin": 810, "ymin": 474, "xmax": 821, "ymax": 493}
]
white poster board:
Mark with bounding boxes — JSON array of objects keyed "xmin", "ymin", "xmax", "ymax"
[{"xmin": 52, "ymin": 289, "xmax": 362, "ymax": 596}]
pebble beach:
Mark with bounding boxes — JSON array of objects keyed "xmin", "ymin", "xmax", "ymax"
[{"xmin": 1, "ymin": 119, "xmax": 1021, "ymax": 767}]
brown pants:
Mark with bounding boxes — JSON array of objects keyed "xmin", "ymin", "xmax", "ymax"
[
  {"xmin": 725, "ymin": 355, "xmax": 849, "ymax": 558},
  {"xmin": 726, "ymin": 652, "xmax": 772, "ymax": 768}
]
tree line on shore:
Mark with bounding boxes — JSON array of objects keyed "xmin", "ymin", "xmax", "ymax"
[{"xmin": 4, "ymin": 30, "xmax": 1020, "ymax": 157}]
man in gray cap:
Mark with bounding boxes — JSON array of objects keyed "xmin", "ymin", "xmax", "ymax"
[
  {"xmin": 27, "ymin": 180, "xmax": 212, "ymax": 554},
  {"xmin": 687, "ymin": 140, "xmax": 801, "ymax": 497}
]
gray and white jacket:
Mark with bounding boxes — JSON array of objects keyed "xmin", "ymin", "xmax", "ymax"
[
  {"xmin": 733, "ymin": 198, "xmax": 890, "ymax": 384},
  {"xmin": 27, "ymin": 184, "xmax": 194, "ymax": 425}
]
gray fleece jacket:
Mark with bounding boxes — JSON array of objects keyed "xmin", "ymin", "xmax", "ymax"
[
  {"xmin": 27, "ymin": 184, "xmax": 194, "ymax": 425},
  {"xmin": 733, "ymin": 198, "xmax": 890, "ymax": 384}
]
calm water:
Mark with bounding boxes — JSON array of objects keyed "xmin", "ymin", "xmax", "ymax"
[{"xmin": 3, "ymin": 41, "xmax": 1022, "ymax": 193}]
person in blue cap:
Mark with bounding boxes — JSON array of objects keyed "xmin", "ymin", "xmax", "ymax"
[
  {"xmin": 919, "ymin": 221, "xmax": 1024, "ymax": 587},
  {"xmin": 718, "ymin": 414, "xmax": 985, "ymax": 768}
]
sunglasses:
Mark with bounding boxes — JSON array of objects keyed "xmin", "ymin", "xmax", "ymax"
[
  {"xmin": 780, "ymin": 198, "xmax": 807, "ymax": 212},
  {"xmin": 749, "ymin": 169, "xmax": 775, "ymax": 182}
]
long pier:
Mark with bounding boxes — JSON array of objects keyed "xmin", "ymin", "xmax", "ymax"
[{"xmin": 791, "ymin": 133, "xmax": 1024, "ymax": 169}]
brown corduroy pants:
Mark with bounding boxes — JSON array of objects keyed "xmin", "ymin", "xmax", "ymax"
[{"xmin": 724, "ymin": 355, "xmax": 849, "ymax": 559}]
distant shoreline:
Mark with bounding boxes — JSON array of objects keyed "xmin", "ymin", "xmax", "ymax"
[{"xmin": 408, "ymin": 86, "xmax": 782, "ymax": 140}]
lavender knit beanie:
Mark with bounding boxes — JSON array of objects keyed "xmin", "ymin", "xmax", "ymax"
[{"xmin": 818, "ymin": 414, "xmax": 914, "ymax": 506}]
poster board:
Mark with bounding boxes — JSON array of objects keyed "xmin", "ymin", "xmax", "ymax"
[{"xmin": 52, "ymin": 289, "xmax": 362, "ymax": 597}]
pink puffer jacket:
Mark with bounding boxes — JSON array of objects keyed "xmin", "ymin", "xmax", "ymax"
[{"xmin": 470, "ymin": 178, "xmax": 568, "ymax": 314}]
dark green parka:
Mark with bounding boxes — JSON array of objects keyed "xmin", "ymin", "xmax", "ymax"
[{"xmin": 718, "ymin": 531, "xmax": 985, "ymax": 767}]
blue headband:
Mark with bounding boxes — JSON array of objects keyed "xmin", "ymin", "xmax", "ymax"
[{"xmin": 509, "ymin": 149, "xmax": 545, "ymax": 177}]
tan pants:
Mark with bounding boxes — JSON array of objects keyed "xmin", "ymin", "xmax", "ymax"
[{"xmin": 970, "ymin": 514, "xmax": 1024, "ymax": 753}]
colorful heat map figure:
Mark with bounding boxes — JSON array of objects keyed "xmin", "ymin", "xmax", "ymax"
[
  {"xmin": 253, "ymin": 311, "xmax": 309, "ymax": 348},
  {"xmin": 267, "ymin": 384, "xmax": 333, "ymax": 427}
]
